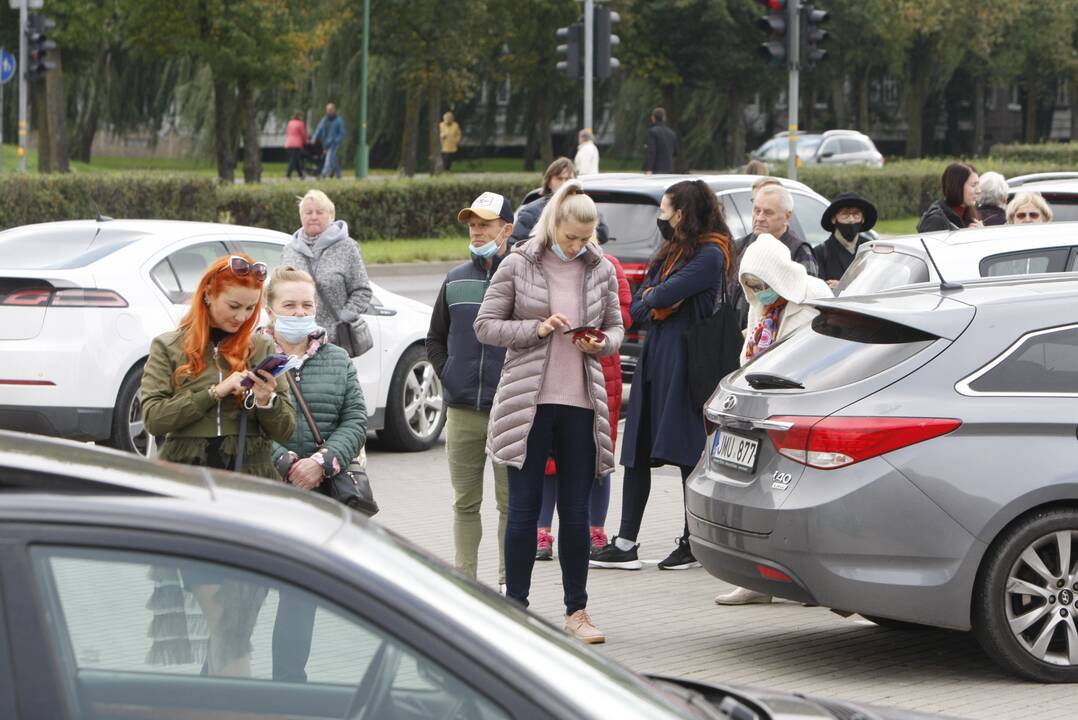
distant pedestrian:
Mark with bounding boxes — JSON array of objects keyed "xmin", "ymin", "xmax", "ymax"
[
  {"xmin": 1007, "ymin": 191, "xmax": 1053, "ymax": 224},
  {"xmin": 575, "ymin": 129, "xmax": 600, "ymax": 175},
  {"xmin": 440, "ymin": 111, "xmax": 462, "ymax": 171},
  {"xmin": 977, "ymin": 172, "xmax": 1009, "ymax": 226},
  {"xmin": 475, "ymin": 180, "xmax": 623, "ymax": 644},
  {"xmin": 425, "ymin": 191, "xmax": 514, "ymax": 590},
  {"xmin": 285, "ymin": 112, "xmax": 308, "ymax": 179},
  {"xmin": 643, "ymin": 107, "xmax": 679, "ymax": 174},
  {"xmin": 282, "ymin": 190, "xmax": 372, "ymax": 350},
  {"xmin": 813, "ymin": 192, "xmax": 879, "ymax": 288},
  {"xmin": 745, "ymin": 159, "xmax": 770, "ymax": 175},
  {"xmin": 510, "ymin": 157, "xmax": 609, "ymax": 245},
  {"xmin": 591, "ymin": 180, "xmax": 732, "ymax": 573},
  {"xmin": 917, "ymin": 162, "xmax": 982, "ymax": 232},
  {"xmin": 311, "ymin": 103, "xmax": 346, "ymax": 179}
]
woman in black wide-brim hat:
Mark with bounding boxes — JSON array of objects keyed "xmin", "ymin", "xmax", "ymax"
[{"xmin": 812, "ymin": 191, "xmax": 878, "ymax": 288}]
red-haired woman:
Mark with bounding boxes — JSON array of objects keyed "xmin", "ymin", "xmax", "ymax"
[{"xmin": 140, "ymin": 254, "xmax": 295, "ymax": 676}]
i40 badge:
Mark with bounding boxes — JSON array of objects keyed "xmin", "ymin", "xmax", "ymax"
[{"xmin": 771, "ymin": 471, "xmax": 793, "ymax": 490}]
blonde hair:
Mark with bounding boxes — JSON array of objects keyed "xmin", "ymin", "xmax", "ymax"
[
  {"xmin": 266, "ymin": 265, "xmax": 316, "ymax": 306},
  {"xmin": 1006, "ymin": 191, "xmax": 1053, "ymax": 223},
  {"xmin": 533, "ymin": 180, "xmax": 598, "ymax": 248},
  {"xmin": 298, "ymin": 189, "xmax": 335, "ymax": 221}
]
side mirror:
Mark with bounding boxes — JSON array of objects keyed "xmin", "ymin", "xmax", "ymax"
[{"xmin": 819, "ymin": 151, "xmax": 834, "ymax": 159}]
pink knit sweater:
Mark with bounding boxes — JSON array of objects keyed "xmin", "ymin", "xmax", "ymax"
[{"xmin": 536, "ymin": 254, "xmax": 590, "ymax": 409}]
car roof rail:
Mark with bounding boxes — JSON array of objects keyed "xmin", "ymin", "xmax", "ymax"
[
  {"xmin": 1006, "ymin": 172, "xmax": 1078, "ymax": 188},
  {"xmin": 820, "ymin": 129, "xmax": 865, "ymax": 137}
]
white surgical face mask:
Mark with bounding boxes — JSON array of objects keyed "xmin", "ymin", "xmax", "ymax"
[
  {"xmin": 551, "ymin": 243, "xmax": 586, "ymax": 262},
  {"xmin": 469, "ymin": 239, "xmax": 499, "ymax": 259},
  {"xmin": 275, "ymin": 314, "xmax": 318, "ymax": 342}
]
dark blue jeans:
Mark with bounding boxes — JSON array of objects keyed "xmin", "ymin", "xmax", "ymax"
[{"xmin": 506, "ymin": 404, "xmax": 596, "ymax": 615}]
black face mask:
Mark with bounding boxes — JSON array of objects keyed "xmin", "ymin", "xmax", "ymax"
[
  {"xmin": 836, "ymin": 222, "xmax": 861, "ymax": 243},
  {"xmin": 657, "ymin": 217, "xmax": 675, "ymax": 241}
]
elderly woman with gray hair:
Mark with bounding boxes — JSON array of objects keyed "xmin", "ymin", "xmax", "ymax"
[
  {"xmin": 282, "ymin": 189, "xmax": 373, "ymax": 354},
  {"xmin": 977, "ymin": 171, "xmax": 1009, "ymax": 226},
  {"xmin": 1007, "ymin": 192, "xmax": 1053, "ymax": 225}
]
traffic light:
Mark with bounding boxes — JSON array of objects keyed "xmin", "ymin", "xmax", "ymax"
[
  {"xmin": 594, "ymin": 7, "xmax": 620, "ymax": 80},
  {"xmin": 802, "ymin": 3, "xmax": 829, "ymax": 69},
  {"xmin": 25, "ymin": 13, "xmax": 57, "ymax": 81},
  {"xmin": 756, "ymin": 0, "xmax": 791, "ymax": 66},
  {"xmin": 556, "ymin": 21, "xmax": 583, "ymax": 80}
]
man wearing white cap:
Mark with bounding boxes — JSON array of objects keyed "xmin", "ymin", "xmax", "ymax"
[{"xmin": 426, "ymin": 192, "xmax": 515, "ymax": 591}]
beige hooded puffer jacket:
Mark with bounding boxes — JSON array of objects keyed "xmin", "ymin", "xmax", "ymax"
[{"xmin": 474, "ymin": 236, "xmax": 624, "ymax": 476}]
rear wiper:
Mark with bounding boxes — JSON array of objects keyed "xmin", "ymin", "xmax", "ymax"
[{"xmin": 745, "ymin": 373, "xmax": 804, "ymax": 390}]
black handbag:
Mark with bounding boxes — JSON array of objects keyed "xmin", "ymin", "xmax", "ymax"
[
  {"xmin": 684, "ymin": 272, "xmax": 743, "ymax": 411},
  {"xmin": 284, "ymin": 371, "xmax": 379, "ymax": 516},
  {"xmin": 312, "ymin": 279, "xmax": 373, "ymax": 358}
]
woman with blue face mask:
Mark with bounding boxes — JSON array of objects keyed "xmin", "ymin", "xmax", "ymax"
[{"xmin": 262, "ymin": 265, "xmax": 367, "ymax": 680}]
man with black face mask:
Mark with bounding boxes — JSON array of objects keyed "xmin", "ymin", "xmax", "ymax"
[{"xmin": 813, "ymin": 192, "xmax": 878, "ymax": 289}]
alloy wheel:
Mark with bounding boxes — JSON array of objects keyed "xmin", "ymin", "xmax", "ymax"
[
  {"xmin": 1005, "ymin": 530, "xmax": 1078, "ymax": 666},
  {"xmin": 401, "ymin": 360, "xmax": 443, "ymax": 442},
  {"xmin": 127, "ymin": 393, "xmax": 150, "ymax": 457}
]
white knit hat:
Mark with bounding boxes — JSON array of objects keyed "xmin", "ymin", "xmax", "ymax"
[{"xmin": 739, "ymin": 234, "xmax": 830, "ymax": 305}]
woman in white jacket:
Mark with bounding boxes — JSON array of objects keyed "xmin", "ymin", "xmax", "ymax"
[{"xmin": 715, "ymin": 233, "xmax": 833, "ymax": 607}]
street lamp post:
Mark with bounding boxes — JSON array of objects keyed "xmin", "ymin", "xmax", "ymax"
[{"xmin": 355, "ymin": 0, "xmax": 370, "ymax": 179}]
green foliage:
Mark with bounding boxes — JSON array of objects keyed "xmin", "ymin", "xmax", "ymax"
[{"xmin": 989, "ymin": 143, "xmax": 1078, "ymax": 165}]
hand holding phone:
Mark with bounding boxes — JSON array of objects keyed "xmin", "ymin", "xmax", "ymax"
[
  {"xmin": 562, "ymin": 326, "xmax": 607, "ymax": 343},
  {"xmin": 241, "ymin": 353, "xmax": 289, "ymax": 388}
]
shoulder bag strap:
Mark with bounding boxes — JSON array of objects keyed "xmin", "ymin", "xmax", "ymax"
[{"xmin": 284, "ymin": 370, "xmax": 325, "ymax": 446}]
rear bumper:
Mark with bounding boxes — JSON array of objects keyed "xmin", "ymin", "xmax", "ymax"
[
  {"xmin": 688, "ymin": 525, "xmax": 817, "ymax": 605},
  {"xmin": 0, "ymin": 404, "xmax": 112, "ymax": 441}
]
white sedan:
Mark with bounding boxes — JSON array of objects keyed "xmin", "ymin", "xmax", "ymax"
[{"xmin": 0, "ymin": 219, "xmax": 445, "ymax": 454}]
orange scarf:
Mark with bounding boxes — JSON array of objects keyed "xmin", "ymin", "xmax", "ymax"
[{"xmin": 650, "ymin": 234, "xmax": 729, "ymax": 321}]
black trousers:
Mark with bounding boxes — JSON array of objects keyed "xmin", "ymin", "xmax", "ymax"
[
  {"xmin": 286, "ymin": 148, "xmax": 305, "ymax": 178},
  {"xmin": 272, "ymin": 586, "xmax": 317, "ymax": 682}
]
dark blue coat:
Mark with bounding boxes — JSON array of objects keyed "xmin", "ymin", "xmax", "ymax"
[
  {"xmin": 509, "ymin": 194, "xmax": 610, "ymax": 246},
  {"xmin": 425, "ymin": 253, "xmax": 507, "ymax": 411},
  {"xmin": 620, "ymin": 244, "xmax": 726, "ymax": 469}
]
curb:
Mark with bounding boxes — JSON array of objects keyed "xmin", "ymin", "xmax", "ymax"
[{"xmin": 368, "ymin": 260, "xmax": 462, "ymax": 277}]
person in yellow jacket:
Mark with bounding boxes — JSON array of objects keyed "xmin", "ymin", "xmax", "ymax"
[{"xmin": 440, "ymin": 111, "xmax": 462, "ymax": 171}]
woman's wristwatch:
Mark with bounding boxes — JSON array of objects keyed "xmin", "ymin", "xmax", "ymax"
[{"xmin": 208, "ymin": 384, "xmax": 218, "ymax": 400}]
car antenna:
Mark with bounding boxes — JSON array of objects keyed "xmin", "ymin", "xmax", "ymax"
[
  {"xmin": 91, "ymin": 201, "xmax": 113, "ymax": 223},
  {"xmin": 920, "ymin": 238, "xmax": 962, "ymax": 291}
]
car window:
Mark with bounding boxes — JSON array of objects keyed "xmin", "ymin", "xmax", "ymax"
[
  {"xmin": 980, "ymin": 248, "xmax": 1069, "ymax": 277},
  {"xmin": 789, "ymin": 192, "xmax": 829, "ymax": 247},
  {"xmin": 33, "ymin": 546, "xmax": 510, "ymax": 720},
  {"xmin": 837, "ymin": 249, "xmax": 931, "ymax": 295},
  {"xmin": 965, "ymin": 325, "xmax": 1078, "ymax": 395},
  {"xmin": 818, "ymin": 139, "xmax": 840, "ymax": 157},
  {"xmin": 718, "ymin": 193, "xmax": 747, "ymax": 238},
  {"xmin": 594, "ymin": 200, "xmax": 661, "ymax": 261},
  {"xmin": 151, "ymin": 241, "xmax": 230, "ymax": 304},
  {"xmin": 839, "ymin": 138, "xmax": 867, "ymax": 154},
  {"xmin": 725, "ymin": 190, "xmax": 754, "ymax": 239},
  {"xmin": 232, "ymin": 239, "xmax": 284, "ymax": 268},
  {"xmin": 1049, "ymin": 202, "xmax": 1078, "ymax": 223}
]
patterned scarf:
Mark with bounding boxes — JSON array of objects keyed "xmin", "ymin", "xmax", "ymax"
[
  {"xmin": 744, "ymin": 299, "xmax": 787, "ymax": 361},
  {"xmin": 259, "ymin": 326, "xmax": 327, "ymax": 370}
]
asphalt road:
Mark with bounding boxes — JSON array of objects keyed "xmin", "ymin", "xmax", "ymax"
[{"xmin": 368, "ymin": 262, "xmax": 454, "ymax": 307}]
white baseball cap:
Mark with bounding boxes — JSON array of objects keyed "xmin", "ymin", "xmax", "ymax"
[{"xmin": 458, "ymin": 192, "xmax": 514, "ymax": 223}]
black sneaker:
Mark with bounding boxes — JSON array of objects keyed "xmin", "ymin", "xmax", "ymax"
[
  {"xmin": 657, "ymin": 538, "xmax": 701, "ymax": 570},
  {"xmin": 589, "ymin": 537, "xmax": 643, "ymax": 570}
]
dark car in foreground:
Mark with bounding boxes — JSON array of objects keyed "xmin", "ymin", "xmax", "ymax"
[
  {"xmin": 0, "ymin": 431, "xmax": 944, "ymax": 719},
  {"xmin": 687, "ymin": 273, "xmax": 1078, "ymax": 683}
]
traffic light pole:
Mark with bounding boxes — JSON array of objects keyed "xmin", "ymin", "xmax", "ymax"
[
  {"xmin": 17, "ymin": 0, "xmax": 27, "ymax": 173},
  {"xmin": 355, "ymin": 0, "xmax": 370, "ymax": 179},
  {"xmin": 583, "ymin": 0, "xmax": 594, "ymax": 133},
  {"xmin": 786, "ymin": 0, "xmax": 799, "ymax": 181}
]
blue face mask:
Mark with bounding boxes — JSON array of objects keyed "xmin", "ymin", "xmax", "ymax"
[
  {"xmin": 469, "ymin": 239, "xmax": 500, "ymax": 259},
  {"xmin": 551, "ymin": 242, "xmax": 587, "ymax": 262},
  {"xmin": 755, "ymin": 289, "xmax": 780, "ymax": 306},
  {"xmin": 275, "ymin": 314, "xmax": 318, "ymax": 342}
]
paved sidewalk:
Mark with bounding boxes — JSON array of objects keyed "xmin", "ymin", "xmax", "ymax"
[{"xmin": 368, "ymin": 432, "xmax": 1075, "ymax": 720}]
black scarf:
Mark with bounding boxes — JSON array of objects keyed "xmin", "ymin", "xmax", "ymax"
[{"xmin": 815, "ymin": 234, "xmax": 865, "ymax": 282}]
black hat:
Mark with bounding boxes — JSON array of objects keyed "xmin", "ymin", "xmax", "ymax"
[{"xmin": 821, "ymin": 192, "xmax": 878, "ymax": 232}]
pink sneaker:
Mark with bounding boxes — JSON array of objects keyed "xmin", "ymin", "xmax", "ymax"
[
  {"xmin": 590, "ymin": 527, "xmax": 608, "ymax": 555},
  {"xmin": 536, "ymin": 528, "xmax": 554, "ymax": 561}
]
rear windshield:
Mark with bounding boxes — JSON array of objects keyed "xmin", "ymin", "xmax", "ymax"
[
  {"xmin": 732, "ymin": 308, "xmax": 938, "ymax": 392},
  {"xmin": 594, "ymin": 199, "xmax": 661, "ymax": 261},
  {"xmin": 0, "ymin": 229, "xmax": 138, "ymax": 270},
  {"xmin": 836, "ymin": 248, "xmax": 930, "ymax": 296},
  {"xmin": 1046, "ymin": 200, "xmax": 1078, "ymax": 223}
]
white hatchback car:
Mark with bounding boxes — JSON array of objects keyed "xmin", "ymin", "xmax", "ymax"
[{"xmin": 0, "ymin": 219, "xmax": 445, "ymax": 454}]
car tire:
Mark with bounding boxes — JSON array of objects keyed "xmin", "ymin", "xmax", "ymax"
[
  {"xmin": 973, "ymin": 507, "xmax": 1078, "ymax": 682},
  {"xmin": 860, "ymin": 615, "xmax": 928, "ymax": 631},
  {"xmin": 377, "ymin": 344, "xmax": 446, "ymax": 452},
  {"xmin": 105, "ymin": 363, "xmax": 151, "ymax": 457}
]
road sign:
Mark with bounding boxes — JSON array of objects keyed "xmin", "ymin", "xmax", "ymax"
[{"xmin": 0, "ymin": 48, "xmax": 15, "ymax": 85}]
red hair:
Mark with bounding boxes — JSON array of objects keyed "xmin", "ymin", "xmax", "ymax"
[{"xmin": 173, "ymin": 254, "xmax": 265, "ymax": 385}]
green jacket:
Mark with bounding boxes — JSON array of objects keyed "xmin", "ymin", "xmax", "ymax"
[
  {"xmin": 140, "ymin": 329, "xmax": 296, "ymax": 480},
  {"xmin": 271, "ymin": 343, "xmax": 367, "ymax": 475}
]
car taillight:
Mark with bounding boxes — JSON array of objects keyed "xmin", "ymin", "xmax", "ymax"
[
  {"xmin": 0, "ymin": 288, "xmax": 127, "ymax": 307},
  {"xmin": 766, "ymin": 416, "xmax": 961, "ymax": 470},
  {"xmin": 622, "ymin": 262, "xmax": 647, "ymax": 289}
]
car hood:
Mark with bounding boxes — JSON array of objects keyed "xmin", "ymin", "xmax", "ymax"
[{"xmin": 647, "ymin": 675, "xmax": 960, "ymax": 720}]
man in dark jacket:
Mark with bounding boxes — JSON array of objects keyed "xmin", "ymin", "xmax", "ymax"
[
  {"xmin": 643, "ymin": 107, "xmax": 679, "ymax": 174},
  {"xmin": 426, "ymin": 191, "xmax": 513, "ymax": 592},
  {"xmin": 730, "ymin": 181, "xmax": 818, "ymax": 328},
  {"xmin": 813, "ymin": 191, "xmax": 878, "ymax": 288}
]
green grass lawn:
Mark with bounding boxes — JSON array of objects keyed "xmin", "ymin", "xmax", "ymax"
[
  {"xmin": 361, "ymin": 237, "xmax": 468, "ymax": 264},
  {"xmin": 874, "ymin": 216, "xmax": 919, "ymax": 237}
]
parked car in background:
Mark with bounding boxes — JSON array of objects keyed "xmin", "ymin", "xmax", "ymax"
[
  {"xmin": 0, "ymin": 430, "xmax": 945, "ymax": 719},
  {"xmin": 0, "ymin": 220, "xmax": 446, "ymax": 455},
  {"xmin": 750, "ymin": 130, "xmax": 884, "ymax": 168},
  {"xmin": 1005, "ymin": 176, "xmax": 1078, "ymax": 223},
  {"xmin": 688, "ymin": 273, "xmax": 1078, "ymax": 682},
  {"xmin": 837, "ymin": 223, "xmax": 1078, "ymax": 297}
]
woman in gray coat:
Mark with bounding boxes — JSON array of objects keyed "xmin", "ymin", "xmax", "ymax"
[
  {"xmin": 474, "ymin": 181, "xmax": 623, "ymax": 645},
  {"xmin": 281, "ymin": 189, "xmax": 372, "ymax": 348}
]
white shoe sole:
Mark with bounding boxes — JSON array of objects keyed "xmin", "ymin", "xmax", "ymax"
[
  {"xmin": 714, "ymin": 595, "xmax": 773, "ymax": 606},
  {"xmin": 658, "ymin": 561, "xmax": 702, "ymax": 570},
  {"xmin": 589, "ymin": 559, "xmax": 643, "ymax": 570}
]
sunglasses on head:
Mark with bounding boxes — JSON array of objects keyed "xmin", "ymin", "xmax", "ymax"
[
  {"xmin": 220, "ymin": 255, "xmax": 268, "ymax": 281},
  {"xmin": 1015, "ymin": 212, "xmax": 1041, "ymax": 221}
]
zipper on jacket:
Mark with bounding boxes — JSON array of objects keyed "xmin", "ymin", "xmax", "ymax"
[
  {"xmin": 213, "ymin": 343, "xmax": 222, "ymax": 436},
  {"xmin": 580, "ymin": 261, "xmax": 604, "ymax": 478}
]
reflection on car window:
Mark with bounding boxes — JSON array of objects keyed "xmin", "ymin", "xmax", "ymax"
[
  {"xmin": 594, "ymin": 201, "xmax": 661, "ymax": 260},
  {"xmin": 232, "ymin": 240, "xmax": 284, "ymax": 268},
  {"xmin": 837, "ymin": 250, "xmax": 930, "ymax": 296},
  {"xmin": 719, "ymin": 194, "xmax": 746, "ymax": 238},
  {"xmin": 33, "ymin": 547, "xmax": 509, "ymax": 720},
  {"xmin": 790, "ymin": 193, "xmax": 829, "ymax": 248},
  {"xmin": 1049, "ymin": 203, "xmax": 1078, "ymax": 223},
  {"xmin": 983, "ymin": 255, "xmax": 1051, "ymax": 277},
  {"xmin": 968, "ymin": 325, "xmax": 1078, "ymax": 395},
  {"xmin": 154, "ymin": 241, "xmax": 230, "ymax": 304}
]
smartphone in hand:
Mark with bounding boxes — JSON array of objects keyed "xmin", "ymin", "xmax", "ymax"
[
  {"xmin": 240, "ymin": 353, "xmax": 289, "ymax": 388},
  {"xmin": 563, "ymin": 326, "xmax": 607, "ymax": 343}
]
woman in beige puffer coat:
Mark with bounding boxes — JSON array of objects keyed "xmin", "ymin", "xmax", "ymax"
[{"xmin": 474, "ymin": 181, "xmax": 623, "ymax": 644}]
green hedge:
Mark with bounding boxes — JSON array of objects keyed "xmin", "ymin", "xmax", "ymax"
[
  {"xmin": 989, "ymin": 142, "xmax": 1078, "ymax": 165},
  {"xmin": 217, "ymin": 174, "xmax": 542, "ymax": 240}
]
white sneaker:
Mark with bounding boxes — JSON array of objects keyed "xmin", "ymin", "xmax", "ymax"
[
  {"xmin": 499, "ymin": 584, "xmax": 507, "ymax": 596},
  {"xmin": 714, "ymin": 586, "xmax": 773, "ymax": 605}
]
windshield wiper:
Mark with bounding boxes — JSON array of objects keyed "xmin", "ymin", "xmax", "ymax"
[{"xmin": 745, "ymin": 373, "xmax": 804, "ymax": 390}]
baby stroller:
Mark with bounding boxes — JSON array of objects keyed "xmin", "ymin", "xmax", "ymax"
[{"xmin": 302, "ymin": 141, "xmax": 324, "ymax": 177}]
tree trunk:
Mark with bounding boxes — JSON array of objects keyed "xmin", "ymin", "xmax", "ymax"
[
  {"xmin": 238, "ymin": 77, "xmax": 261, "ymax": 184},
  {"xmin": 35, "ymin": 81, "xmax": 51, "ymax": 173},
  {"xmin": 973, "ymin": 77, "xmax": 986, "ymax": 156},
  {"xmin": 538, "ymin": 87, "xmax": 553, "ymax": 169},
  {"xmin": 427, "ymin": 84, "xmax": 442, "ymax": 175},
  {"xmin": 213, "ymin": 78, "xmax": 235, "ymax": 182},
  {"xmin": 77, "ymin": 97, "xmax": 100, "ymax": 164},
  {"xmin": 730, "ymin": 88, "xmax": 746, "ymax": 167},
  {"xmin": 831, "ymin": 77, "xmax": 848, "ymax": 128},
  {"xmin": 46, "ymin": 50, "xmax": 68, "ymax": 172},
  {"xmin": 905, "ymin": 63, "xmax": 925, "ymax": 158},
  {"xmin": 399, "ymin": 84, "xmax": 421, "ymax": 176},
  {"xmin": 858, "ymin": 73, "xmax": 870, "ymax": 132},
  {"xmin": 1024, "ymin": 83, "xmax": 1038, "ymax": 143},
  {"xmin": 522, "ymin": 94, "xmax": 539, "ymax": 171}
]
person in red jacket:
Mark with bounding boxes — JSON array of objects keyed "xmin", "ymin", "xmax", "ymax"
[
  {"xmin": 535, "ymin": 249, "xmax": 632, "ymax": 561},
  {"xmin": 285, "ymin": 112, "xmax": 308, "ymax": 180}
]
